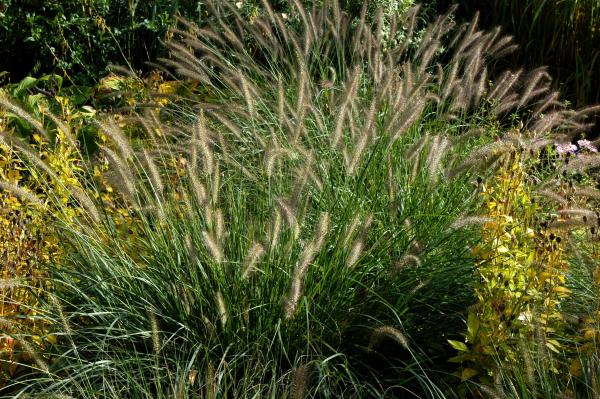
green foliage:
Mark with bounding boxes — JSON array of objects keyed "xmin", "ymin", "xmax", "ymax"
[
  {"xmin": 22, "ymin": 140, "xmax": 473, "ymax": 397},
  {"xmin": 0, "ymin": 0, "xmax": 418, "ymax": 86},
  {"xmin": 0, "ymin": 0, "xmax": 194, "ymax": 84}
]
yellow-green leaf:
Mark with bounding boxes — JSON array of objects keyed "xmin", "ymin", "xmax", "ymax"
[
  {"xmin": 448, "ymin": 339, "xmax": 469, "ymax": 352},
  {"xmin": 466, "ymin": 312, "xmax": 479, "ymax": 342},
  {"xmin": 461, "ymin": 367, "xmax": 478, "ymax": 381}
]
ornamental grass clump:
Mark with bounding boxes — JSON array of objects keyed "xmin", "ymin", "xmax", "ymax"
[{"xmin": 0, "ymin": 0, "xmax": 599, "ymax": 397}]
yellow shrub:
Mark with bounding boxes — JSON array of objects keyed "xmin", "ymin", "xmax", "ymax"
[
  {"xmin": 0, "ymin": 144, "xmax": 59, "ymax": 384},
  {"xmin": 450, "ymin": 152, "xmax": 570, "ymax": 381},
  {"xmin": 0, "ymin": 99, "xmax": 91, "ymax": 383}
]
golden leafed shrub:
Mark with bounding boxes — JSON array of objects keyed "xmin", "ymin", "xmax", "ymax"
[{"xmin": 450, "ymin": 151, "xmax": 570, "ymax": 382}]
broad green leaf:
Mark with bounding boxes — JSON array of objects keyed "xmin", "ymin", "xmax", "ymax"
[
  {"xmin": 466, "ymin": 312, "xmax": 479, "ymax": 342},
  {"xmin": 448, "ymin": 339, "xmax": 469, "ymax": 352},
  {"xmin": 14, "ymin": 76, "xmax": 38, "ymax": 97}
]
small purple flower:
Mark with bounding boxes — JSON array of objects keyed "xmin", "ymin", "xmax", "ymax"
[
  {"xmin": 555, "ymin": 142, "xmax": 578, "ymax": 157},
  {"xmin": 577, "ymin": 139, "xmax": 598, "ymax": 153}
]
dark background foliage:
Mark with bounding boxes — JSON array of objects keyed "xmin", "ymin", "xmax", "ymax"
[
  {"xmin": 0, "ymin": 0, "xmax": 206, "ymax": 85},
  {"xmin": 0, "ymin": 0, "xmax": 598, "ymax": 116},
  {"xmin": 0, "ymin": 0, "xmax": 330, "ymax": 86},
  {"xmin": 435, "ymin": 0, "xmax": 600, "ymax": 130},
  {"xmin": 0, "ymin": 1, "xmax": 433, "ymax": 84}
]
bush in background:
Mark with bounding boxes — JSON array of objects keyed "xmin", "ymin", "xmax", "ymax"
[
  {"xmin": 0, "ymin": 0, "xmax": 189, "ymax": 84},
  {"xmin": 0, "ymin": 0, "xmax": 419, "ymax": 86}
]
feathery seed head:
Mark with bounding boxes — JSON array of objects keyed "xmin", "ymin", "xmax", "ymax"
[
  {"xmin": 391, "ymin": 254, "xmax": 421, "ymax": 273},
  {"xmin": 202, "ymin": 230, "xmax": 223, "ymax": 264},
  {"xmin": 346, "ymin": 240, "xmax": 364, "ymax": 268},
  {"xmin": 369, "ymin": 326, "xmax": 410, "ymax": 352},
  {"xmin": 216, "ymin": 291, "xmax": 227, "ymax": 327},
  {"xmin": 449, "ymin": 216, "xmax": 493, "ymax": 230},
  {"xmin": 149, "ymin": 312, "xmax": 161, "ymax": 355},
  {"xmin": 243, "ymin": 242, "xmax": 266, "ymax": 279},
  {"xmin": 290, "ymin": 363, "xmax": 309, "ymax": 399}
]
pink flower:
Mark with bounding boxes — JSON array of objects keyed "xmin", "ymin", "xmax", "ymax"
[
  {"xmin": 577, "ymin": 139, "xmax": 598, "ymax": 153},
  {"xmin": 555, "ymin": 142, "xmax": 578, "ymax": 157}
]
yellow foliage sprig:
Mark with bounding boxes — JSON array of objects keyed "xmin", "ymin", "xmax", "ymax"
[{"xmin": 450, "ymin": 151, "xmax": 570, "ymax": 382}]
